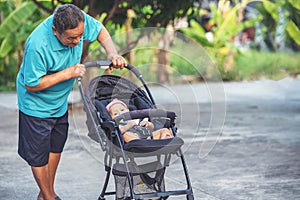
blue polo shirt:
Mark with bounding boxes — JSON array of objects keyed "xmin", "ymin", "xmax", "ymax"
[{"xmin": 16, "ymin": 12, "xmax": 102, "ymax": 118}]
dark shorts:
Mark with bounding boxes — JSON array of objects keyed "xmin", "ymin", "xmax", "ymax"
[{"xmin": 18, "ymin": 110, "xmax": 69, "ymax": 167}]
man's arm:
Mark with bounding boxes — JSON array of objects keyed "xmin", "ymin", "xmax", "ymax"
[
  {"xmin": 25, "ymin": 64, "xmax": 85, "ymax": 92},
  {"xmin": 97, "ymin": 26, "xmax": 127, "ymax": 68}
]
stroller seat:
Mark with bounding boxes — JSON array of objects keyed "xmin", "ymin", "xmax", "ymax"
[{"xmin": 80, "ymin": 63, "xmax": 194, "ymax": 200}]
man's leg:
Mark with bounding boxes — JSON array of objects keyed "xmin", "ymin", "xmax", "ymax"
[
  {"xmin": 32, "ymin": 164, "xmax": 53, "ymax": 200},
  {"xmin": 34, "ymin": 153, "xmax": 61, "ymax": 200},
  {"xmin": 18, "ymin": 111, "xmax": 66, "ymax": 200},
  {"xmin": 48, "ymin": 152, "xmax": 61, "ymax": 196}
]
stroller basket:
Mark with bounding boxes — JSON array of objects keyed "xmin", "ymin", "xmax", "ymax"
[{"xmin": 79, "ymin": 61, "xmax": 194, "ymax": 200}]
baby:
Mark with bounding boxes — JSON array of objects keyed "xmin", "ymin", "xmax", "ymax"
[{"xmin": 106, "ymin": 99, "xmax": 172, "ymax": 143}]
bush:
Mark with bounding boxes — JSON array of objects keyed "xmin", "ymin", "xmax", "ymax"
[{"xmin": 228, "ymin": 50, "xmax": 300, "ymax": 81}]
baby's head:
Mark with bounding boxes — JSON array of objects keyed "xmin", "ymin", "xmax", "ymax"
[{"xmin": 106, "ymin": 99, "xmax": 129, "ymax": 119}]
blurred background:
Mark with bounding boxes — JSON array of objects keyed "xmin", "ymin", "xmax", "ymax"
[{"xmin": 0, "ymin": 0, "xmax": 299, "ymax": 91}]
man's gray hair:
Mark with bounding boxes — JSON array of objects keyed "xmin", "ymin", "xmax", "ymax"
[{"xmin": 53, "ymin": 4, "xmax": 84, "ymax": 34}]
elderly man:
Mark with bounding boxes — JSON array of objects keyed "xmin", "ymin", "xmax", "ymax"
[{"xmin": 16, "ymin": 4, "xmax": 126, "ymax": 200}]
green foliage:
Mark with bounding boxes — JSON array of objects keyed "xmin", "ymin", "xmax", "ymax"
[
  {"xmin": 170, "ymin": 54, "xmax": 201, "ymax": 75},
  {"xmin": 127, "ymin": 0, "xmax": 196, "ymax": 28},
  {"xmin": 0, "ymin": 0, "xmax": 299, "ymax": 91},
  {"xmin": 0, "ymin": 2, "xmax": 37, "ymax": 39},
  {"xmin": 286, "ymin": 20, "xmax": 300, "ymax": 45},
  {"xmin": 0, "ymin": 1, "xmax": 45, "ymax": 91},
  {"xmin": 262, "ymin": 0, "xmax": 279, "ymax": 21},
  {"xmin": 0, "ymin": 35, "xmax": 16, "ymax": 57},
  {"xmin": 180, "ymin": 20, "xmax": 213, "ymax": 47},
  {"xmin": 257, "ymin": 0, "xmax": 300, "ymax": 50},
  {"xmin": 288, "ymin": 0, "xmax": 300, "ymax": 10},
  {"xmin": 229, "ymin": 51, "xmax": 300, "ymax": 81},
  {"xmin": 181, "ymin": 0, "xmax": 261, "ymax": 78}
]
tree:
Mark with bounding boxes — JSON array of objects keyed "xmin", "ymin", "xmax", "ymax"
[
  {"xmin": 181, "ymin": 0, "xmax": 262, "ymax": 78},
  {"xmin": 0, "ymin": 1, "xmax": 43, "ymax": 91}
]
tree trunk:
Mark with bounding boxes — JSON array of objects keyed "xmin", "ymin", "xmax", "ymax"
[
  {"xmin": 126, "ymin": 9, "xmax": 135, "ymax": 65},
  {"xmin": 157, "ymin": 25, "xmax": 174, "ymax": 84},
  {"xmin": 125, "ymin": 9, "xmax": 135, "ymax": 79}
]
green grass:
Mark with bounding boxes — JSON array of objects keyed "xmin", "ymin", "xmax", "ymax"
[
  {"xmin": 230, "ymin": 50, "xmax": 300, "ymax": 81},
  {"xmin": 120, "ymin": 50, "xmax": 300, "ymax": 83}
]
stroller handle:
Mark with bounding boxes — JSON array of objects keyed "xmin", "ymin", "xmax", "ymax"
[
  {"xmin": 77, "ymin": 60, "xmax": 111, "ymax": 82},
  {"xmin": 83, "ymin": 60, "xmax": 112, "ymax": 69},
  {"xmin": 83, "ymin": 60, "xmax": 141, "ymax": 77},
  {"xmin": 81, "ymin": 60, "xmax": 143, "ymax": 85},
  {"xmin": 80, "ymin": 60, "xmax": 156, "ymax": 106}
]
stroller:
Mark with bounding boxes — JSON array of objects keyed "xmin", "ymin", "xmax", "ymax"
[{"xmin": 79, "ymin": 60, "xmax": 194, "ymax": 200}]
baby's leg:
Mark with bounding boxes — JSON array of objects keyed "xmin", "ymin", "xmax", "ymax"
[
  {"xmin": 123, "ymin": 131, "xmax": 140, "ymax": 143},
  {"xmin": 152, "ymin": 128, "xmax": 172, "ymax": 139}
]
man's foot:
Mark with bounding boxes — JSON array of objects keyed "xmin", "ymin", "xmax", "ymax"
[
  {"xmin": 37, "ymin": 192, "xmax": 61, "ymax": 200},
  {"xmin": 37, "ymin": 192, "xmax": 44, "ymax": 200}
]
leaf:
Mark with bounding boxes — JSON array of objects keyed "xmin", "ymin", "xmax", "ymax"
[
  {"xmin": 286, "ymin": 20, "xmax": 300, "ymax": 45},
  {"xmin": 262, "ymin": 0, "xmax": 278, "ymax": 21},
  {"xmin": 189, "ymin": 19, "xmax": 206, "ymax": 36},
  {"xmin": 214, "ymin": 7, "xmax": 240, "ymax": 44},
  {"xmin": 0, "ymin": 36, "xmax": 16, "ymax": 57},
  {"xmin": 0, "ymin": 2, "xmax": 37, "ymax": 38},
  {"xmin": 288, "ymin": 0, "xmax": 300, "ymax": 10},
  {"xmin": 180, "ymin": 24, "xmax": 213, "ymax": 47},
  {"xmin": 243, "ymin": 17, "xmax": 261, "ymax": 29}
]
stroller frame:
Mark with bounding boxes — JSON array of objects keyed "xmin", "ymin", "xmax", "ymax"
[{"xmin": 79, "ymin": 61, "xmax": 194, "ymax": 200}]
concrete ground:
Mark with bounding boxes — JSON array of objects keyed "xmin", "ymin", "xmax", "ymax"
[{"xmin": 0, "ymin": 77, "xmax": 299, "ymax": 200}]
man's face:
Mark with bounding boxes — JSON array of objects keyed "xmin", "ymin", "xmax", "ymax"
[{"xmin": 52, "ymin": 22, "xmax": 84, "ymax": 47}]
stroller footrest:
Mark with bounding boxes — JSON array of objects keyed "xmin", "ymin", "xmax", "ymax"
[{"xmin": 123, "ymin": 137, "xmax": 184, "ymax": 155}]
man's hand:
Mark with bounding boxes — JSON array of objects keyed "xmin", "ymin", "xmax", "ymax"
[
  {"xmin": 25, "ymin": 64, "xmax": 86, "ymax": 92},
  {"xmin": 108, "ymin": 54, "xmax": 127, "ymax": 69},
  {"xmin": 67, "ymin": 64, "xmax": 86, "ymax": 78}
]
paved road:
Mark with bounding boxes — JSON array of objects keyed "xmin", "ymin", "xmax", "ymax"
[{"xmin": 0, "ymin": 78, "xmax": 299, "ymax": 199}]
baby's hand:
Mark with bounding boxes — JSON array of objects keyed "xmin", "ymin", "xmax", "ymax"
[
  {"xmin": 139, "ymin": 121, "xmax": 154, "ymax": 130},
  {"xmin": 128, "ymin": 120, "xmax": 137, "ymax": 127}
]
